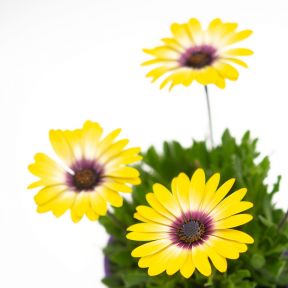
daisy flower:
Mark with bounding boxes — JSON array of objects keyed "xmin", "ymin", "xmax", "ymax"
[
  {"xmin": 143, "ymin": 18, "xmax": 253, "ymax": 90},
  {"xmin": 127, "ymin": 169, "xmax": 253, "ymax": 277},
  {"xmin": 28, "ymin": 121, "xmax": 142, "ymax": 223}
]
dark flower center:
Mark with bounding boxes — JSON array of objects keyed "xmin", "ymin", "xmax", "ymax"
[
  {"xmin": 185, "ymin": 51, "xmax": 213, "ymax": 69},
  {"xmin": 177, "ymin": 220, "xmax": 205, "ymax": 244},
  {"xmin": 73, "ymin": 168, "xmax": 99, "ymax": 191}
]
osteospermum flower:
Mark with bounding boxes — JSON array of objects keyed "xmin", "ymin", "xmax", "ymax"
[
  {"xmin": 127, "ymin": 169, "xmax": 254, "ymax": 277},
  {"xmin": 143, "ymin": 18, "xmax": 253, "ymax": 90},
  {"xmin": 28, "ymin": 121, "xmax": 142, "ymax": 223}
]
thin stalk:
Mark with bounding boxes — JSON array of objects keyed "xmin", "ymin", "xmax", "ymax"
[
  {"xmin": 204, "ymin": 85, "xmax": 214, "ymax": 148},
  {"xmin": 278, "ymin": 209, "xmax": 288, "ymax": 230},
  {"xmin": 107, "ymin": 211, "xmax": 125, "ymax": 230}
]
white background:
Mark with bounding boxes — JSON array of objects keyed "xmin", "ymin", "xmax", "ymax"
[{"xmin": 1, "ymin": 0, "xmax": 288, "ymax": 287}]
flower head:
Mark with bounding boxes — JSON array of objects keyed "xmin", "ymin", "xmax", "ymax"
[
  {"xmin": 127, "ymin": 169, "xmax": 253, "ymax": 277},
  {"xmin": 28, "ymin": 121, "xmax": 142, "ymax": 223},
  {"xmin": 143, "ymin": 18, "xmax": 253, "ymax": 90}
]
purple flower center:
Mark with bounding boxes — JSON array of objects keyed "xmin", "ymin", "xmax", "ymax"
[
  {"xmin": 66, "ymin": 159, "xmax": 104, "ymax": 192},
  {"xmin": 170, "ymin": 211, "xmax": 214, "ymax": 249},
  {"xmin": 73, "ymin": 168, "xmax": 99, "ymax": 190},
  {"xmin": 180, "ymin": 45, "xmax": 217, "ymax": 69},
  {"xmin": 178, "ymin": 220, "xmax": 205, "ymax": 244}
]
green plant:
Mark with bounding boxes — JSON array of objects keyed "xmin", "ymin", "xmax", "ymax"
[{"xmin": 100, "ymin": 130, "xmax": 288, "ymax": 288}]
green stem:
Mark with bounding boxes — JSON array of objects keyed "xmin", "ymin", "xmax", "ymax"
[
  {"xmin": 107, "ymin": 211, "xmax": 126, "ymax": 230},
  {"xmin": 204, "ymin": 85, "xmax": 214, "ymax": 148},
  {"xmin": 278, "ymin": 209, "xmax": 288, "ymax": 230}
]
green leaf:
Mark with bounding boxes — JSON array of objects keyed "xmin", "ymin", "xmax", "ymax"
[{"xmin": 251, "ymin": 254, "xmax": 266, "ymax": 269}]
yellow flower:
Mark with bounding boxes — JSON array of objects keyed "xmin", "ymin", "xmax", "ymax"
[
  {"xmin": 127, "ymin": 169, "xmax": 253, "ymax": 277},
  {"xmin": 28, "ymin": 121, "xmax": 142, "ymax": 223},
  {"xmin": 143, "ymin": 18, "xmax": 253, "ymax": 90}
]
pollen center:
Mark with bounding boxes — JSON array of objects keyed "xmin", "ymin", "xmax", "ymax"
[
  {"xmin": 73, "ymin": 168, "xmax": 99, "ymax": 191},
  {"xmin": 178, "ymin": 220, "xmax": 205, "ymax": 244},
  {"xmin": 186, "ymin": 52, "xmax": 213, "ymax": 69}
]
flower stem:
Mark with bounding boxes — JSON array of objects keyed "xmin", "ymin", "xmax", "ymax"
[
  {"xmin": 204, "ymin": 85, "xmax": 214, "ymax": 148},
  {"xmin": 107, "ymin": 211, "xmax": 125, "ymax": 230},
  {"xmin": 278, "ymin": 209, "xmax": 288, "ymax": 230}
]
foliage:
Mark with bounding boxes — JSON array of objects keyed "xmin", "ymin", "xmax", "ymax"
[{"xmin": 100, "ymin": 130, "xmax": 288, "ymax": 288}]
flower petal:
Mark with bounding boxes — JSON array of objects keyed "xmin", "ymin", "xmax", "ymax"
[
  {"xmin": 215, "ymin": 214, "xmax": 253, "ymax": 229},
  {"xmin": 131, "ymin": 239, "xmax": 172, "ymax": 257},
  {"xmin": 192, "ymin": 246, "xmax": 212, "ymax": 276},
  {"xmin": 189, "ymin": 168, "xmax": 206, "ymax": 211},
  {"xmin": 180, "ymin": 250, "xmax": 195, "ymax": 278},
  {"xmin": 213, "ymin": 229, "xmax": 254, "ymax": 244}
]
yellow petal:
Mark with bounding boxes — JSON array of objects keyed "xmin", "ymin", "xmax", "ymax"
[
  {"xmin": 166, "ymin": 249, "xmax": 188, "ymax": 275},
  {"xmin": 225, "ymin": 30, "xmax": 253, "ymax": 45},
  {"xmin": 161, "ymin": 37, "xmax": 184, "ymax": 51},
  {"xmin": 215, "ymin": 214, "xmax": 253, "ymax": 229},
  {"xmin": 215, "ymin": 75, "xmax": 226, "ymax": 89},
  {"xmin": 81, "ymin": 121, "xmax": 103, "ymax": 159},
  {"xmin": 200, "ymin": 173, "xmax": 220, "ymax": 210},
  {"xmin": 213, "ymin": 201, "xmax": 253, "ymax": 221},
  {"xmin": 70, "ymin": 208, "xmax": 83, "ymax": 223},
  {"xmin": 98, "ymin": 186, "xmax": 123, "ymax": 207},
  {"xmin": 147, "ymin": 246, "xmax": 179, "ymax": 276},
  {"xmin": 51, "ymin": 192, "xmax": 76, "ymax": 217},
  {"xmin": 89, "ymin": 191, "xmax": 108, "ymax": 215},
  {"xmin": 224, "ymin": 48, "xmax": 254, "ymax": 56},
  {"xmin": 145, "ymin": 193, "xmax": 175, "ymax": 221},
  {"xmin": 86, "ymin": 207, "xmax": 99, "ymax": 221},
  {"xmin": 208, "ymin": 18, "xmax": 222, "ymax": 34},
  {"xmin": 214, "ymin": 62, "xmax": 239, "ymax": 80},
  {"xmin": 28, "ymin": 153, "xmax": 65, "ymax": 184},
  {"xmin": 207, "ymin": 236, "xmax": 239, "ymax": 259},
  {"xmin": 213, "ymin": 229, "xmax": 254, "ymax": 244},
  {"xmin": 37, "ymin": 191, "xmax": 75, "ymax": 215},
  {"xmin": 170, "ymin": 23, "xmax": 192, "ymax": 48},
  {"xmin": 180, "ymin": 250, "xmax": 195, "ymax": 278},
  {"xmin": 143, "ymin": 46, "xmax": 180, "ymax": 59},
  {"xmin": 187, "ymin": 18, "xmax": 202, "ymax": 43},
  {"xmin": 126, "ymin": 232, "xmax": 167, "ymax": 241},
  {"xmin": 189, "ymin": 168, "xmax": 206, "ymax": 211},
  {"xmin": 107, "ymin": 176, "xmax": 141, "ymax": 185},
  {"xmin": 210, "ymin": 188, "xmax": 248, "ymax": 215},
  {"xmin": 204, "ymin": 243, "xmax": 227, "ymax": 272},
  {"xmin": 173, "ymin": 173, "xmax": 190, "ymax": 213},
  {"xmin": 34, "ymin": 185, "xmax": 67, "ymax": 205},
  {"xmin": 49, "ymin": 130, "xmax": 76, "ymax": 166},
  {"xmin": 136, "ymin": 206, "xmax": 171, "ymax": 225},
  {"xmin": 142, "ymin": 58, "xmax": 177, "ymax": 66},
  {"xmin": 192, "ymin": 246, "xmax": 211, "ymax": 276},
  {"xmin": 99, "ymin": 139, "xmax": 129, "ymax": 163},
  {"xmin": 223, "ymin": 57, "xmax": 248, "ymax": 68},
  {"xmin": 72, "ymin": 193, "xmax": 90, "ymax": 217},
  {"xmin": 106, "ymin": 147, "xmax": 142, "ymax": 167},
  {"xmin": 104, "ymin": 182, "xmax": 132, "ymax": 193},
  {"xmin": 217, "ymin": 22, "xmax": 238, "ymax": 38},
  {"xmin": 203, "ymin": 178, "xmax": 235, "ymax": 213},
  {"xmin": 96, "ymin": 128, "xmax": 122, "ymax": 156},
  {"xmin": 146, "ymin": 66, "xmax": 177, "ymax": 82},
  {"xmin": 107, "ymin": 166, "xmax": 139, "ymax": 178},
  {"xmin": 134, "ymin": 212, "xmax": 148, "ymax": 223},
  {"xmin": 160, "ymin": 68, "xmax": 194, "ymax": 90},
  {"xmin": 153, "ymin": 183, "xmax": 182, "ymax": 218},
  {"xmin": 131, "ymin": 239, "xmax": 171, "ymax": 257},
  {"xmin": 127, "ymin": 223, "xmax": 170, "ymax": 233}
]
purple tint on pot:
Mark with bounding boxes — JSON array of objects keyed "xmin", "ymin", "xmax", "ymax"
[{"xmin": 104, "ymin": 237, "xmax": 114, "ymax": 277}]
